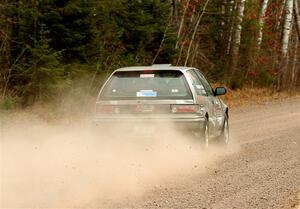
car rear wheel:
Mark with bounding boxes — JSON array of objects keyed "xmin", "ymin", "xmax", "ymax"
[
  {"xmin": 195, "ymin": 117, "xmax": 209, "ymax": 148},
  {"xmin": 193, "ymin": 118, "xmax": 209, "ymax": 148},
  {"xmin": 217, "ymin": 116, "xmax": 229, "ymax": 146},
  {"xmin": 202, "ymin": 120, "xmax": 209, "ymax": 148}
]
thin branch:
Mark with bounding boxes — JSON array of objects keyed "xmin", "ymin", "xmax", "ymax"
[
  {"xmin": 176, "ymin": 0, "xmax": 190, "ymax": 49},
  {"xmin": 2, "ymin": 47, "xmax": 27, "ymax": 98},
  {"xmin": 152, "ymin": 10, "xmax": 173, "ymax": 64},
  {"xmin": 184, "ymin": 0, "xmax": 210, "ymax": 66}
]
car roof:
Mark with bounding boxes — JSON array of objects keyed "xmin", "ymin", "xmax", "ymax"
[{"xmin": 114, "ymin": 64, "xmax": 193, "ymax": 73}]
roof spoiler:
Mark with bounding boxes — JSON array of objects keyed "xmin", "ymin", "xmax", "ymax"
[{"xmin": 151, "ymin": 64, "xmax": 172, "ymax": 67}]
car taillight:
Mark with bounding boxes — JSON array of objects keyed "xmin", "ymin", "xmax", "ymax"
[
  {"xmin": 171, "ymin": 105, "xmax": 200, "ymax": 113},
  {"xmin": 97, "ymin": 105, "xmax": 120, "ymax": 114}
]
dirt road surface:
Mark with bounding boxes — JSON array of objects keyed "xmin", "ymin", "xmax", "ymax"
[
  {"xmin": 1, "ymin": 98, "xmax": 300, "ymax": 208},
  {"xmin": 114, "ymin": 98, "xmax": 300, "ymax": 209}
]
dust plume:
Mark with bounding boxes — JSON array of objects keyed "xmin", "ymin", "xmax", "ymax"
[{"xmin": 0, "ymin": 111, "xmax": 237, "ymax": 208}]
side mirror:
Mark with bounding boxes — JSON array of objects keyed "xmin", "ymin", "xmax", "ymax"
[{"xmin": 214, "ymin": 87, "xmax": 227, "ymax": 96}]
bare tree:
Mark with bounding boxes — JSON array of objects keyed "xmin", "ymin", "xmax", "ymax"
[
  {"xmin": 279, "ymin": 0, "xmax": 294, "ymax": 90},
  {"xmin": 276, "ymin": 0, "xmax": 287, "ymax": 32},
  {"xmin": 230, "ymin": 0, "xmax": 246, "ymax": 76},
  {"xmin": 152, "ymin": 15, "xmax": 173, "ymax": 64},
  {"xmin": 257, "ymin": 0, "xmax": 269, "ymax": 52},
  {"xmin": 294, "ymin": 0, "xmax": 300, "ymax": 39},
  {"xmin": 290, "ymin": 33, "xmax": 299, "ymax": 88},
  {"xmin": 246, "ymin": 0, "xmax": 269, "ymax": 79},
  {"xmin": 171, "ymin": 0, "xmax": 177, "ymax": 19},
  {"xmin": 271, "ymin": 0, "xmax": 287, "ymax": 79},
  {"xmin": 152, "ymin": 1, "xmax": 175, "ymax": 64},
  {"xmin": 292, "ymin": 0, "xmax": 300, "ymax": 88},
  {"xmin": 184, "ymin": 0, "xmax": 210, "ymax": 66},
  {"xmin": 176, "ymin": 0, "xmax": 190, "ymax": 49},
  {"xmin": 282, "ymin": 0, "xmax": 294, "ymax": 56},
  {"xmin": 226, "ymin": 0, "xmax": 238, "ymax": 55}
]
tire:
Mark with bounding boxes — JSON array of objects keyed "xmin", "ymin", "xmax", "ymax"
[
  {"xmin": 192, "ymin": 117, "xmax": 210, "ymax": 148},
  {"xmin": 217, "ymin": 116, "xmax": 229, "ymax": 146},
  {"xmin": 200, "ymin": 117, "xmax": 210, "ymax": 148}
]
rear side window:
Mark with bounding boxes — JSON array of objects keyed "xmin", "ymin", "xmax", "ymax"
[
  {"xmin": 100, "ymin": 70, "xmax": 193, "ymax": 100},
  {"xmin": 186, "ymin": 70, "xmax": 207, "ymax": 96},
  {"xmin": 193, "ymin": 69, "xmax": 214, "ymax": 96}
]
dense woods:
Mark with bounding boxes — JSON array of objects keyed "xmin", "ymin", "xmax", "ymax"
[{"xmin": 0, "ymin": 0, "xmax": 299, "ymax": 106}]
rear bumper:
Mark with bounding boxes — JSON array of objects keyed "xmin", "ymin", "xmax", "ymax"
[
  {"xmin": 93, "ymin": 114, "xmax": 206, "ymax": 134},
  {"xmin": 93, "ymin": 114, "xmax": 205, "ymax": 123}
]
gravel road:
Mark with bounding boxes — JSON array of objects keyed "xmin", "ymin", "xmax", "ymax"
[
  {"xmin": 114, "ymin": 98, "xmax": 300, "ymax": 209},
  {"xmin": 1, "ymin": 98, "xmax": 299, "ymax": 209}
]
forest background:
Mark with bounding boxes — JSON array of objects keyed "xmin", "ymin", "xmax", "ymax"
[{"xmin": 0, "ymin": 0, "xmax": 299, "ymax": 109}]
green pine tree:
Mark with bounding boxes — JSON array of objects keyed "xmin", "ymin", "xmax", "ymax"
[{"xmin": 14, "ymin": 29, "xmax": 69, "ymax": 104}]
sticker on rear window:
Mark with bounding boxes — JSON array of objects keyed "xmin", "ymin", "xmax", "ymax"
[
  {"xmin": 140, "ymin": 74, "xmax": 155, "ymax": 78},
  {"xmin": 136, "ymin": 90, "xmax": 157, "ymax": 97}
]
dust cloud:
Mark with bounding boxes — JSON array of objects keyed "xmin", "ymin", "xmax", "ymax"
[{"xmin": 0, "ymin": 111, "xmax": 237, "ymax": 208}]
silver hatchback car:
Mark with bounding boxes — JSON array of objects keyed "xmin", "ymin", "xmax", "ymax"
[{"xmin": 94, "ymin": 64, "xmax": 229, "ymax": 147}]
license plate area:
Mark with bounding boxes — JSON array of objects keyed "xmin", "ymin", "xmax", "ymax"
[{"xmin": 135, "ymin": 105, "xmax": 155, "ymax": 113}]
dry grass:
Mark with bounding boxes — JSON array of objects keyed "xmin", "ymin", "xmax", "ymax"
[{"xmin": 219, "ymin": 87, "xmax": 300, "ymax": 108}]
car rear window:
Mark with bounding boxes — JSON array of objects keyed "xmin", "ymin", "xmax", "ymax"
[{"xmin": 100, "ymin": 70, "xmax": 193, "ymax": 100}]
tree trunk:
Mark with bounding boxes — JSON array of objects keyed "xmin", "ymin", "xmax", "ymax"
[
  {"xmin": 294, "ymin": 0, "xmax": 300, "ymax": 40},
  {"xmin": 171, "ymin": 0, "xmax": 177, "ymax": 20},
  {"xmin": 278, "ymin": 0, "xmax": 294, "ymax": 90},
  {"xmin": 272, "ymin": 0, "xmax": 287, "ymax": 81},
  {"xmin": 282, "ymin": 0, "xmax": 294, "ymax": 56},
  {"xmin": 257, "ymin": 0, "xmax": 269, "ymax": 51},
  {"xmin": 246, "ymin": 0, "xmax": 269, "ymax": 79},
  {"xmin": 290, "ymin": 34, "xmax": 299, "ymax": 89},
  {"xmin": 230, "ymin": 0, "xmax": 246, "ymax": 76},
  {"xmin": 226, "ymin": 0, "xmax": 238, "ymax": 55},
  {"xmin": 221, "ymin": 0, "xmax": 226, "ymax": 27}
]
